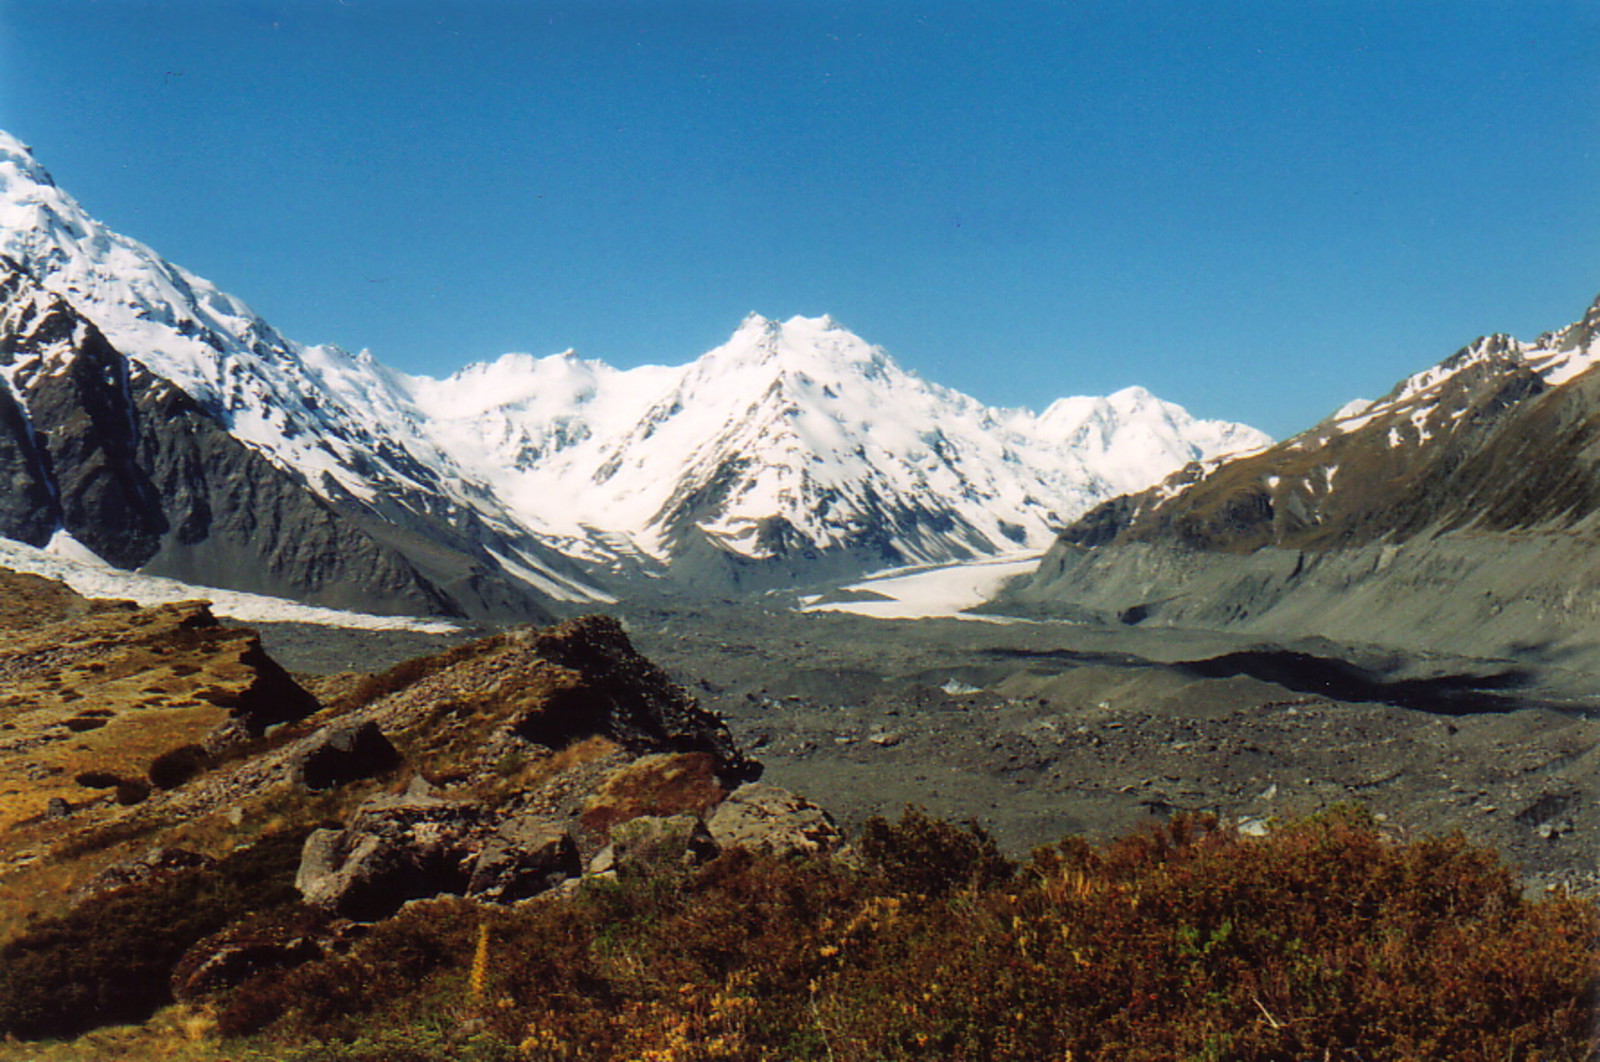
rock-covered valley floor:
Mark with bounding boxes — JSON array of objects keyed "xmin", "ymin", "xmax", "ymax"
[
  {"xmin": 0, "ymin": 566, "xmax": 1592, "ymax": 1059},
  {"xmin": 254, "ymin": 601, "xmax": 1600, "ymax": 899}
]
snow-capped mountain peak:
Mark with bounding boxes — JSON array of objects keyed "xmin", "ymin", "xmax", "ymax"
[
  {"xmin": 401, "ymin": 311, "xmax": 1270, "ymax": 581},
  {"xmin": 0, "ymin": 129, "xmax": 1271, "ymax": 599},
  {"xmin": 1325, "ymin": 296, "xmax": 1600, "ymax": 438}
]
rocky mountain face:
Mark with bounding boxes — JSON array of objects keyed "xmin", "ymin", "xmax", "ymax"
[
  {"xmin": 0, "ymin": 131, "xmax": 1267, "ymax": 607},
  {"xmin": 1007, "ymin": 295, "xmax": 1600, "ymax": 673},
  {"xmin": 0, "ymin": 568, "xmax": 841, "ymax": 1041},
  {"xmin": 0, "ymin": 258, "xmax": 486, "ymax": 619},
  {"xmin": 0, "ymin": 132, "xmax": 602, "ymax": 620}
]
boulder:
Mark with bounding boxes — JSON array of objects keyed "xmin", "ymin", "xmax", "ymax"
[
  {"xmin": 466, "ymin": 814, "xmax": 581, "ymax": 902},
  {"xmin": 707, "ymin": 783, "xmax": 843, "ymax": 858},
  {"xmin": 296, "ymin": 793, "xmax": 583, "ymax": 918},
  {"xmin": 512, "ymin": 616, "xmax": 762, "ymax": 785},
  {"xmin": 295, "ymin": 792, "xmax": 484, "ymax": 920},
  {"xmin": 290, "ymin": 720, "xmax": 401, "ymax": 791}
]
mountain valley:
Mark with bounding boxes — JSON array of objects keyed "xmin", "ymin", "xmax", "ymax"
[{"xmin": 0, "ymin": 123, "xmax": 1595, "ymax": 1057}]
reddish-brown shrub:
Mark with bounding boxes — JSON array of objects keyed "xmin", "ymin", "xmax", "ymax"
[{"xmin": 207, "ymin": 807, "xmax": 1598, "ymax": 1062}]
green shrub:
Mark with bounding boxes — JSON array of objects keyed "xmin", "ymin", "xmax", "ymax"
[{"xmin": 27, "ymin": 807, "xmax": 1600, "ymax": 1061}]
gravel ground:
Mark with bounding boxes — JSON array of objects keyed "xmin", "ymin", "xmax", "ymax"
[{"xmin": 253, "ymin": 604, "xmax": 1600, "ymax": 896}]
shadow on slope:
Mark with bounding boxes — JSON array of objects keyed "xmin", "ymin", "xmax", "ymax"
[{"xmin": 1175, "ymin": 649, "xmax": 1541, "ymax": 716}]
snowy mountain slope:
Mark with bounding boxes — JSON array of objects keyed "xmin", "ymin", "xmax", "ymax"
[
  {"xmin": 407, "ymin": 314, "xmax": 1269, "ymax": 586},
  {"xmin": 0, "ymin": 130, "xmax": 1269, "ymax": 599},
  {"xmin": 0, "ymin": 532, "xmax": 461, "ymax": 632},
  {"xmin": 0, "ymin": 131, "xmax": 605, "ymax": 615},
  {"xmin": 0, "ymin": 129, "xmax": 434, "ymax": 500},
  {"xmin": 0, "ymin": 255, "xmax": 501, "ymax": 617}
]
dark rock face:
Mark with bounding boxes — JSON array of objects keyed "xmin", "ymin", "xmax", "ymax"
[
  {"xmin": 0, "ymin": 260, "xmax": 164, "ymax": 566},
  {"xmin": 0, "ymin": 375, "xmax": 60, "ymax": 547},
  {"xmin": 289, "ymin": 720, "xmax": 401, "ymax": 791},
  {"xmin": 129, "ymin": 369, "xmax": 464, "ymax": 618},
  {"xmin": 0, "ymin": 257, "xmax": 550, "ymax": 621},
  {"xmin": 516, "ymin": 615, "xmax": 762, "ymax": 784}
]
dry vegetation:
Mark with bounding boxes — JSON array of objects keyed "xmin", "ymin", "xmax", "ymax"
[{"xmin": 2, "ymin": 806, "xmax": 1588, "ymax": 1062}]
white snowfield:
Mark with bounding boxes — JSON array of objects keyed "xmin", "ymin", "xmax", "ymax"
[
  {"xmin": 0, "ymin": 533, "xmax": 463, "ymax": 633},
  {"xmin": 0, "ymin": 129, "xmax": 1271, "ymax": 590},
  {"xmin": 798, "ymin": 552, "xmax": 1044, "ymax": 621},
  {"xmin": 407, "ymin": 315, "xmax": 1271, "ymax": 566}
]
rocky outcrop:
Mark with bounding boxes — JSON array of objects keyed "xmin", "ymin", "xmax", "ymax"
[
  {"xmin": 0, "ymin": 259, "xmax": 164, "ymax": 567},
  {"xmin": 513, "ymin": 616, "xmax": 761, "ymax": 782},
  {"xmin": 707, "ymin": 783, "xmax": 843, "ymax": 858},
  {"xmin": 295, "ymin": 792, "xmax": 587, "ymax": 919}
]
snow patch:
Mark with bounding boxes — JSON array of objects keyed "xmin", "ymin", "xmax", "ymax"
[
  {"xmin": 484, "ymin": 546, "xmax": 616, "ymax": 604},
  {"xmin": 801, "ymin": 552, "xmax": 1043, "ymax": 620},
  {"xmin": 0, "ymin": 535, "xmax": 461, "ymax": 632},
  {"xmin": 44, "ymin": 529, "xmax": 110, "ymax": 567}
]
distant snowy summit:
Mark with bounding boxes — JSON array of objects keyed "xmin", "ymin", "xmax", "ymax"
[
  {"xmin": 0, "ymin": 129, "xmax": 1269, "ymax": 613},
  {"xmin": 405, "ymin": 312, "xmax": 1270, "ymax": 590}
]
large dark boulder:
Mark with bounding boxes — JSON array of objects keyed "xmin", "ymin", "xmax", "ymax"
[
  {"xmin": 295, "ymin": 792, "xmax": 487, "ymax": 921},
  {"xmin": 289, "ymin": 720, "xmax": 401, "ymax": 791},
  {"xmin": 514, "ymin": 615, "xmax": 762, "ymax": 785}
]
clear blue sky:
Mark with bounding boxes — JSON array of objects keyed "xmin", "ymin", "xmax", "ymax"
[{"xmin": 1, "ymin": 0, "xmax": 1596, "ymax": 438}]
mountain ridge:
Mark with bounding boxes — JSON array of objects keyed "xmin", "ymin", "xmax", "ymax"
[
  {"xmin": 0, "ymin": 129, "xmax": 1269, "ymax": 607},
  {"xmin": 1003, "ymin": 292, "xmax": 1600, "ymax": 677}
]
